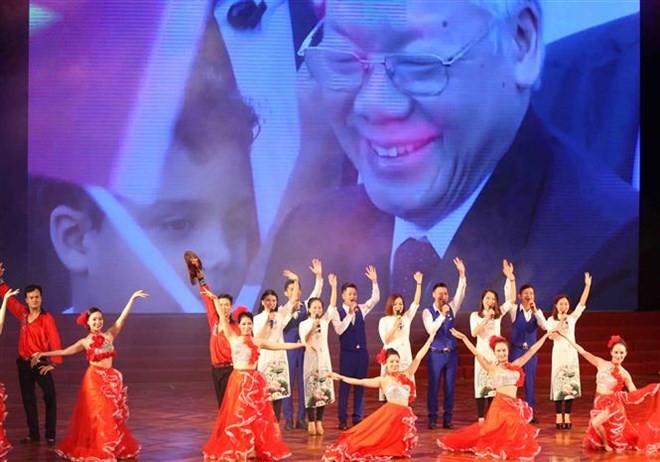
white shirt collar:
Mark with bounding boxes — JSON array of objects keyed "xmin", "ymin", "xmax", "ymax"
[{"xmin": 390, "ymin": 172, "xmax": 491, "ymax": 270}]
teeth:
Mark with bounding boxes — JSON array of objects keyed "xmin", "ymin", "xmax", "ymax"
[{"xmin": 369, "ymin": 141, "xmax": 424, "ymax": 158}]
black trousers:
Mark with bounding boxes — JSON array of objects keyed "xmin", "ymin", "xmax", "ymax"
[
  {"xmin": 211, "ymin": 365, "xmax": 233, "ymax": 408},
  {"xmin": 17, "ymin": 358, "xmax": 57, "ymax": 440}
]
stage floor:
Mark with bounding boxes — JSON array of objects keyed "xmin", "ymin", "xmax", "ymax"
[{"xmin": 3, "ymin": 374, "xmax": 658, "ymax": 461}]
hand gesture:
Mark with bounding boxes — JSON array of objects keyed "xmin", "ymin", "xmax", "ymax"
[
  {"xmin": 328, "ymin": 273, "xmax": 337, "ymax": 287},
  {"xmin": 502, "ymin": 259, "xmax": 514, "ymax": 280},
  {"xmin": 38, "ymin": 364, "xmax": 55, "ymax": 375},
  {"xmin": 31, "ymin": 352, "xmax": 43, "ymax": 367},
  {"xmin": 450, "ymin": 328, "xmax": 467, "ymax": 340},
  {"xmin": 3, "ymin": 287, "xmax": 19, "ymax": 301},
  {"xmin": 130, "ymin": 289, "xmax": 149, "ymax": 301},
  {"xmin": 584, "ymin": 272, "xmax": 592, "ymax": 286},
  {"xmin": 529, "ymin": 300, "xmax": 537, "ymax": 312},
  {"xmin": 283, "ymin": 269, "xmax": 299, "ymax": 281},
  {"xmin": 440, "ymin": 304, "xmax": 450, "ymax": 316},
  {"xmin": 365, "ymin": 265, "xmax": 378, "ymax": 283},
  {"xmin": 309, "ymin": 258, "xmax": 323, "ymax": 278},
  {"xmin": 453, "ymin": 257, "xmax": 465, "ymax": 276},
  {"xmin": 201, "ymin": 287, "xmax": 218, "ymax": 300},
  {"xmin": 413, "ymin": 271, "xmax": 423, "ymax": 285}
]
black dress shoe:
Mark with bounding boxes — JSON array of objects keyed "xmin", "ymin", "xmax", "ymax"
[
  {"xmin": 428, "ymin": 421, "xmax": 437, "ymax": 430},
  {"xmin": 20, "ymin": 436, "xmax": 39, "ymax": 444},
  {"xmin": 46, "ymin": 439, "xmax": 57, "ymax": 448},
  {"xmin": 563, "ymin": 422, "xmax": 572, "ymax": 430},
  {"xmin": 442, "ymin": 422, "xmax": 455, "ymax": 429},
  {"xmin": 338, "ymin": 422, "xmax": 348, "ymax": 430},
  {"xmin": 283, "ymin": 420, "xmax": 293, "ymax": 431},
  {"xmin": 556, "ymin": 423, "xmax": 563, "ymax": 429},
  {"xmin": 295, "ymin": 419, "xmax": 306, "ymax": 429},
  {"xmin": 352, "ymin": 419, "xmax": 362, "ymax": 426}
]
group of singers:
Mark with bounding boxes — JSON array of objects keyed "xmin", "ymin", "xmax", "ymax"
[{"xmin": 0, "ymin": 255, "xmax": 658, "ymax": 461}]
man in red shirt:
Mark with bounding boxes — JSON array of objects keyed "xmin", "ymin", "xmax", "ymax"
[
  {"xmin": 0, "ymin": 262, "xmax": 62, "ymax": 446},
  {"xmin": 185, "ymin": 252, "xmax": 237, "ymax": 408}
]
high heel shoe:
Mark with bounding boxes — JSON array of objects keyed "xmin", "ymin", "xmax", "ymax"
[
  {"xmin": 315, "ymin": 421, "xmax": 324, "ymax": 435},
  {"xmin": 308, "ymin": 422, "xmax": 317, "ymax": 436},
  {"xmin": 556, "ymin": 423, "xmax": 563, "ymax": 429},
  {"xmin": 184, "ymin": 251, "xmax": 203, "ymax": 285},
  {"xmin": 563, "ymin": 422, "xmax": 572, "ymax": 429}
]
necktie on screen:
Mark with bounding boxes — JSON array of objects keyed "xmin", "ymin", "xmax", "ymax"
[{"xmin": 391, "ymin": 238, "xmax": 441, "ymax": 306}]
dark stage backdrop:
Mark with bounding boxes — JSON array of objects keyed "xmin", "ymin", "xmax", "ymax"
[{"xmin": 2, "ymin": 1, "xmax": 658, "ymax": 313}]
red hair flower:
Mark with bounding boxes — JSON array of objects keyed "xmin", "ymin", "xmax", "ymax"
[
  {"xmin": 76, "ymin": 312, "xmax": 89, "ymax": 326},
  {"xmin": 607, "ymin": 335, "xmax": 623, "ymax": 349},
  {"xmin": 489, "ymin": 335, "xmax": 507, "ymax": 350},
  {"xmin": 376, "ymin": 348, "xmax": 387, "ymax": 365},
  {"xmin": 232, "ymin": 305, "xmax": 250, "ymax": 322}
]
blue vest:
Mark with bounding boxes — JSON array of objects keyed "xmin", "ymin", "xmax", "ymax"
[
  {"xmin": 337, "ymin": 305, "xmax": 367, "ymax": 352},
  {"xmin": 283, "ymin": 302, "xmax": 307, "ymax": 342},
  {"xmin": 427, "ymin": 305, "xmax": 456, "ymax": 350},
  {"xmin": 511, "ymin": 306, "xmax": 539, "ymax": 347}
]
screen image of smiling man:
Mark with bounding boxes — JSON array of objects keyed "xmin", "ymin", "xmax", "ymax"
[{"xmin": 261, "ymin": 0, "xmax": 639, "ymax": 320}]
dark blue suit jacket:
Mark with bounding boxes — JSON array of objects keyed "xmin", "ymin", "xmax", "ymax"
[{"xmin": 262, "ymin": 111, "xmax": 639, "ymax": 311}]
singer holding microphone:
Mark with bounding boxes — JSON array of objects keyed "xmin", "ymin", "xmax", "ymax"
[
  {"xmin": 377, "ymin": 271, "xmax": 423, "ymax": 402},
  {"xmin": 508, "ymin": 279, "xmax": 549, "ymax": 423},
  {"xmin": 299, "ymin": 273, "xmax": 341, "ymax": 435}
]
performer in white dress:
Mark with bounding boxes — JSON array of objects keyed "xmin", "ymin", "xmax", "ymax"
[
  {"xmin": 377, "ymin": 272, "xmax": 423, "ymax": 401},
  {"xmin": 299, "ymin": 273, "xmax": 345, "ymax": 436},
  {"xmin": 546, "ymin": 272, "xmax": 592, "ymax": 429},
  {"xmin": 469, "ymin": 260, "xmax": 517, "ymax": 421},
  {"xmin": 254, "ymin": 262, "xmax": 323, "ymax": 421}
]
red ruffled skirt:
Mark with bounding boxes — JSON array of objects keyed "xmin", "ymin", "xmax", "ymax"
[
  {"xmin": 203, "ymin": 369, "xmax": 290, "ymax": 461},
  {"xmin": 438, "ymin": 393, "xmax": 540, "ymax": 460},
  {"xmin": 584, "ymin": 382, "xmax": 660, "ymax": 453},
  {"xmin": 56, "ymin": 366, "xmax": 140, "ymax": 461},
  {"xmin": 322, "ymin": 402, "xmax": 418, "ymax": 461},
  {"xmin": 0, "ymin": 383, "xmax": 12, "ymax": 461}
]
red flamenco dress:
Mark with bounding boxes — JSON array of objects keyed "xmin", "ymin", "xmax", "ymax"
[
  {"xmin": 438, "ymin": 363, "xmax": 540, "ymax": 460},
  {"xmin": 56, "ymin": 334, "xmax": 140, "ymax": 461},
  {"xmin": 584, "ymin": 365, "xmax": 660, "ymax": 453},
  {"xmin": 323, "ymin": 373, "xmax": 418, "ymax": 462},
  {"xmin": 203, "ymin": 335, "xmax": 291, "ymax": 461},
  {"xmin": 0, "ymin": 382, "xmax": 11, "ymax": 461}
]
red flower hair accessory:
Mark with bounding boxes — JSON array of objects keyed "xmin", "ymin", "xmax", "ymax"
[
  {"xmin": 607, "ymin": 335, "xmax": 623, "ymax": 349},
  {"xmin": 76, "ymin": 312, "xmax": 89, "ymax": 327},
  {"xmin": 232, "ymin": 305, "xmax": 250, "ymax": 322},
  {"xmin": 376, "ymin": 348, "xmax": 387, "ymax": 365},
  {"xmin": 489, "ymin": 335, "xmax": 507, "ymax": 350}
]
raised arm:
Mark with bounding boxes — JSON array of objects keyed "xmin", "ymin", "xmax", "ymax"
[
  {"xmin": 406, "ymin": 325, "xmax": 439, "ymax": 377},
  {"xmin": 327, "ymin": 273, "xmax": 338, "ymax": 315},
  {"xmin": 511, "ymin": 331, "xmax": 551, "ymax": 367},
  {"xmin": 106, "ymin": 290, "xmax": 148, "ymax": 338},
  {"xmin": 578, "ymin": 272, "xmax": 592, "ymax": 307},
  {"xmin": 502, "ymin": 259, "xmax": 516, "ymax": 306},
  {"xmin": 307, "ymin": 258, "xmax": 324, "ymax": 300},
  {"xmin": 360, "ymin": 265, "xmax": 380, "ymax": 316},
  {"xmin": 328, "ymin": 372, "xmax": 382, "ymax": 389},
  {"xmin": 203, "ymin": 288, "xmax": 235, "ymax": 339},
  {"xmin": 451, "ymin": 258, "xmax": 467, "ymax": 313},
  {"xmin": 412, "ymin": 271, "xmax": 423, "ymax": 307},
  {"xmin": 558, "ymin": 332, "xmax": 605, "ymax": 369},
  {"xmin": 0, "ymin": 288, "xmax": 19, "ymax": 335},
  {"xmin": 450, "ymin": 328, "xmax": 495, "ymax": 374}
]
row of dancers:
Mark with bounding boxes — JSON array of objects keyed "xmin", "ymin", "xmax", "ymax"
[{"xmin": 1, "ymin": 255, "xmax": 659, "ymax": 461}]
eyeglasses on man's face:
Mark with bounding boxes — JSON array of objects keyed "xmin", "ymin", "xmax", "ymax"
[{"xmin": 297, "ymin": 19, "xmax": 494, "ymax": 97}]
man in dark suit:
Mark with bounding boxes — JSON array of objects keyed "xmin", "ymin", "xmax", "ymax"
[{"xmin": 262, "ymin": 0, "xmax": 638, "ymax": 312}]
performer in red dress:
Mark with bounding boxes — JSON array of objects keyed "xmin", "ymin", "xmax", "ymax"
[
  {"xmin": 561, "ymin": 334, "xmax": 660, "ymax": 453},
  {"xmin": 33, "ymin": 290, "xmax": 148, "ymax": 461},
  {"xmin": 322, "ymin": 324, "xmax": 438, "ymax": 461},
  {"xmin": 439, "ymin": 328, "xmax": 555, "ymax": 460},
  {"xmin": 202, "ymin": 288, "xmax": 307, "ymax": 461},
  {"xmin": 0, "ymin": 288, "xmax": 16, "ymax": 460}
]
